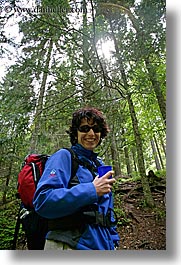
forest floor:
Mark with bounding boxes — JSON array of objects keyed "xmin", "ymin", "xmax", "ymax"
[
  {"xmin": 1, "ymin": 176, "xmax": 166, "ymax": 250},
  {"xmin": 115, "ymin": 177, "xmax": 166, "ymax": 250}
]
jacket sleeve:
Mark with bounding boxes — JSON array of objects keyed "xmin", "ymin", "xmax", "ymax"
[{"xmin": 33, "ymin": 149, "xmax": 98, "ymax": 219}]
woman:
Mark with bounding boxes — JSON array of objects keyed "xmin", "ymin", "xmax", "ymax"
[{"xmin": 33, "ymin": 107, "xmax": 120, "ymax": 250}]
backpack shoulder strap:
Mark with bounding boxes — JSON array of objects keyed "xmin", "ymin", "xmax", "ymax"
[
  {"xmin": 94, "ymin": 157, "xmax": 102, "ymax": 167},
  {"xmin": 31, "ymin": 162, "xmax": 40, "ymax": 188},
  {"xmin": 63, "ymin": 148, "xmax": 101, "ymax": 184},
  {"xmin": 11, "ymin": 204, "xmax": 22, "ymax": 249},
  {"xmin": 63, "ymin": 148, "xmax": 79, "ymax": 181}
]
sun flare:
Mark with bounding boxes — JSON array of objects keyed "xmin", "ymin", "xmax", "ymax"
[{"xmin": 97, "ymin": 39, "xmax": 115, "ymax": 60}]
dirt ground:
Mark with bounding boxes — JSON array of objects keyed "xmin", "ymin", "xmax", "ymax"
[{"xmin": 115, "ymin": 179, "xmax": 166, "ymax": 250}]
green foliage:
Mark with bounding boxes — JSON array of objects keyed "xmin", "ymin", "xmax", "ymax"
[
  {"xmin": 114, "ymin": 206, "xmax": 130, "ymax": 226},
  {"xmin": 155, "ymin": 169, "xmax": 166, "ymax": 178},
  {"xmin": 0, "ymin": 201, "xmax": 24, "ymax": 250},
  {"xmin": 154, "ymin": 207, "xmax": 166, "ymax": 221},
  {"xmin": 127, "ymin": 171, "xmax": 142, "ymax": 182},
  {"xmin": 138, "ymin": 198, "xmax": 149, "ymax": 208}
]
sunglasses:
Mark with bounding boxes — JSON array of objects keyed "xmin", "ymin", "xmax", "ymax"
[{"xmin": 78, "ymin": 125, "xmax": 101, "ymax": 133}]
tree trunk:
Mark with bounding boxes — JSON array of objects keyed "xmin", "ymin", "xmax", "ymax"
[
  {"xmin": 30, "ymin": 38, "xmax": 53, "ymax": 153},
  {"xmin": 145, "ymin": 58, "xmax": 166, "ymax": 126},
  {"xmin": 124, "ymin": 145, "xmax": 132, "ymax": 176},
  {"xmin": 150, "ymin": 139, "xmax": 161, "ymax": 170},
  {"xmin": 158, "ymin": 132, "xmax": 166, "ymax": 158},
  {"xmin": 153, "ymin": 134, "xmax": 165, "ymax": 169},
  {"xmin": 132, "ymin": 147, "xmax": 138, "ymax": 172},
  {"xmin": 110, "ymin": 134, "xmax": 122, "ymax": 177},
  {"xmin": 2, "ymin": 163, "xmax": 12, "ymax": 204},
  {"xmin": 127, "ymin": 95, "xmax": 154, "ymax": 207},
  {"xmin": 109, "ymin": 20, "xmax": 154, "ymax": 207},
  {"xmin": 82, "ymin": 0, "xmax": 89, "ymax": 103}
]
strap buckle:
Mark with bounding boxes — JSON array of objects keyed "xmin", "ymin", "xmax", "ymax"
[{"xmin": 20, "ymin": 208, "xmax": 30, "ymax": 219}]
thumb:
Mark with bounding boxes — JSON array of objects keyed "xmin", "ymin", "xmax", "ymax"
[{"xmin": 101, "ymin": 170, "xmax": 114, "ymax": 179}]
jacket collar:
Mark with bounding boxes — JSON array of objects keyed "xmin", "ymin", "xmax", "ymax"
[{"xmin": 71, "ymin": 144, "xmax": 98, "ymax": 161}]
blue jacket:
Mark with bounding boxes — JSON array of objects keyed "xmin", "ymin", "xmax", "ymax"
[{"xmin": 33, "ymin": 144, "xmax": 120, "ymax": 250}]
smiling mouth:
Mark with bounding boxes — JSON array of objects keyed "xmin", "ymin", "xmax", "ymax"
[{"xmin": 85, "ymin": 139, "xmax": 95, "ymax": 142}]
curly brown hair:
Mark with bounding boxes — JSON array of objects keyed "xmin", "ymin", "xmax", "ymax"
[{"xmin": 67, "ymin": 107, "xmax": 110, "ymax": 146}]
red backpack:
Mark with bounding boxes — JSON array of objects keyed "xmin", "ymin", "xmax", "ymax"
[
  {"xmin": 17, "ymin": 154, "xmax": 49, "ymax": 208},
  {"xmin": 13, "ymin": 149, "xmax": 79, "ymax": 250}
]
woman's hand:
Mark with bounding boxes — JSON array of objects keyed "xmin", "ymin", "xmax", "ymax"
[{"xmin": 93, "ymin": 171, "xmax": 116, "ymax": 197}]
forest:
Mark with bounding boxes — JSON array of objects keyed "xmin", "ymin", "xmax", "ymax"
[{"xmin": 0, "ymin": 0, "xmax": 166, "ymax": 250}]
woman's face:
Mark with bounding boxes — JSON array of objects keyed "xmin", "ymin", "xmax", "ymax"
[{"xmin": 77, "ymin": 118, "xmax": 101, "ymax": 151}]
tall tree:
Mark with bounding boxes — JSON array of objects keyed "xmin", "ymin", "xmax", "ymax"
[{"xmin": 30, "ymin": 38, "xmax": 53, "ymax": 152}]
